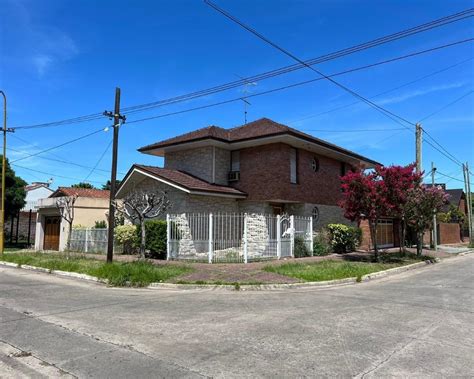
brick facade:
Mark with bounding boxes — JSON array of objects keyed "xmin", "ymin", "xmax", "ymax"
[
  {"xmin": 230, "ymin": 143, "xmax": 348, "ymax": 205},
  {"xmin": 165, "ymin": 146, "xmax": 230, "ymax": 185},
  {"xmin": 165, "ymin": 147, "xmax": 214, "ymax": 183},
  {"xmin": 438, "ymin": 223, "xmax": 461, "ymax": 244}
]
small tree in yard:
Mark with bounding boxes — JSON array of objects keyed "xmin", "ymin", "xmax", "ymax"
[
  {"xmin": 405, "ymin": 185, "xmax": 448, "ymax": 256},
  {"xmin": 378, "ymin": 164, "xmax": 422, "ymax": 254},
  {"xmin": 56, "ymin": 195, "xmax": 78, "ymax": 250},
  {"xmin": 114, "ymin": 190, "xmax": 170, "ymax": 259},
  {"xmin": 340, "ymin": 169, "xmax": 389, "ymax": 262}
]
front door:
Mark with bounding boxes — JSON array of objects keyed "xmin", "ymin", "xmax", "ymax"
[{"xmin": 43, "ymin": 217, "xmax": 61, "ymax": 250}]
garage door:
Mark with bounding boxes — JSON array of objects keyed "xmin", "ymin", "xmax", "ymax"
[{"xmin": 376, "ymin": 219, "xmax": 394, "ymax": 248}]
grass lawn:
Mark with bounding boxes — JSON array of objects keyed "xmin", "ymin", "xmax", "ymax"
[
  {"xmin": 264, "ymin": 255, "xmax": 426, "ymax": 282},
  {"xmin": 0, "ymin": 252, "xmax": 191, "ymax": 287}
]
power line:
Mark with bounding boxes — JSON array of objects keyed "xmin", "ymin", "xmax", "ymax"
[
  {"xmin": 125, "ymin": 39, "xmax": 472, "ymax": 125},
  {"xmin": 301, "ymin": 128, "xmax": 407, "ymax": 133},
  {"xmin": 83, "ymin": 139, "xmax": 113, "ymax": 182},
  {"xmin": 289, "ymin": 56, "xmax": 473, "ymax": 124},
  {"xmin": 121, "ymin": 8, "xmax": 474, "ymax": 116},
  {"xmin": 419, "ymin": 90, "xmax": 474, "ymax": 167},
  {"xmin": 11, "ymin": 163, "xmax": 104, "ymax": 185},
  {"xmin": 11, "ymin": 127, "xmax": 110, "ymax": 163},
  {"xmin": 5, "ymin": 146, "xmax": 111, "ymax": 177},
  {"xmin": 436, "ymin": 171, "xmax": 465, "ymax": 183},
  {"xmin": 12, "ymin": 8, "xmax": 474, "ymax": 130},
  {"xmin": 204, "ymin": 0, "xmax": 417, "ymax": 129},
  {"xmin": 419, "ymin": 89, "xmax": 474, "ymax": 122}
]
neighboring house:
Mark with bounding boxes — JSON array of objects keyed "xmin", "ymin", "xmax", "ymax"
[
  {"xmin": 117, "ymin": 117, "xmax": 386, "ymax": 243},
  {"xmin": 426, "ymin": 184, "xmax": 469, "ymax": 244},
  {"xmin": 5, "ymin": 182, "xmax": 53, "ymax": 245},
  {"xmin": 34, "ymin": 187, "xmax": 110, "ymax": 251}
]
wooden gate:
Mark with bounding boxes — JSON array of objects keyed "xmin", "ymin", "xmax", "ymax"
[{"xmin": 43, "ymin": 217, "xmax": 61, "ymax": 250}]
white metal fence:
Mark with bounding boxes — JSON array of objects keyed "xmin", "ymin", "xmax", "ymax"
[
  {"xmin": 167, "ymin": 213, "xmax": 313, "ymax": 263},
  {"xmin": 68, "ymin": 228, "xmax": 122, "ymax": 254}
]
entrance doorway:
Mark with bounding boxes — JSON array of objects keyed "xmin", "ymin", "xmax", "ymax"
[{"xmin": 43, "ymin": 216, "xmax": 61, "ymax": 250}]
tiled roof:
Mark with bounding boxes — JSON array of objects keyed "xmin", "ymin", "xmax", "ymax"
[
  {"xmin": 138, "ymin": 117, "xmax": 380, "ymax": 165},
  {"xmin": 134, "ymin": 165, "xmax": 247, "ymax": 197},
  {"xmin": 50, "ymin": 187, "xmax": 110, "ymax": 199},
  {"xmin": 25, "ymin": 183, "xmax": 48, "ymax": 192}
]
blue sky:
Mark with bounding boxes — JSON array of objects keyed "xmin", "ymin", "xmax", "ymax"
[{"xmin": 1, "ymin": 0, "xmax": 473, "ymax": 189}]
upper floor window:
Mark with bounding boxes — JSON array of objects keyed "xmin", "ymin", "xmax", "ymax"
[
  {"xmin": 311, "ymin": 157, "xmax": 320, "ymax": 172},
  {"xmin": 231, "ymin": 150, "xmax": 240, "ymax": 172},
  {"xmin": 290, "ymin": 148, "xmax": 298, "ymax": 184},
  {"xmin": 340, "ymin": 162, "xmax": 347, "ymax": 177}
]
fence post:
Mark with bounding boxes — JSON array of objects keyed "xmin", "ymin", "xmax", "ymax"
[
  {"xmin": 290, "ymin": 215, "xmax": 295, "ymax": 257},
  {"xmin": 277, "ymin": 214, "xmax": 281, "ymax": 259},
  {"xmin": 243, "ymin": 213, "xmax": 248, "ymax": 264},
  {"xmin": 309, "ymin": 216, "xmax": 313, "ymax": 256},
  {"xmin": 85, "ymin": 228, "xmax": 89, "ymax": 253},
  {"xmin": 208, "ymin": 213, "xmax": 213, "ymax": 264},
  {"xmin": 166, "ymin": 214, "xmax": 170, "ymax": 260}
]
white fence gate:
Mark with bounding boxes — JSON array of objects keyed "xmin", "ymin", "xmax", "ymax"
[{"xmin": 167, "ymin": 213, "xmax": 313, "ymax": 263}]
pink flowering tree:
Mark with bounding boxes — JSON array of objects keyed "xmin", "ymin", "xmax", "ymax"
[
  {"xmin": 378, "ymin": 164, "xmax": 422, "ymax": 253},
  {"xmin": 405, "ymin": 185, "xmax": 449, "ymax": 256},
  {"xmin": 340, "ymin": 168, "xmax": 389, "ymax": 261}
]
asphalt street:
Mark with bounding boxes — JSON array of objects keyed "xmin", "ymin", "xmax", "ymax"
[{"xmin": 0, "ymin": 254, "xmax": 473, "ymax": 378}]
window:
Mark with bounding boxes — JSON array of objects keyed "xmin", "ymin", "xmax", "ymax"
[
  {"xmin": 312, "ymin": 206, "xmax": 320, "ymax": 229},
  {"xmin": 311, "ymin": 157, "xmax": 320, "ymax": 172},
  {"xmin": 290, "ymin": 148, "xmax": 298, "ymax": 184},
  {"xmin": 340, "ymin": 162, "xmax": 347, "ymax": 177},
  {"xmin": 230, "ymin": 150, "xmax": 240, "ymax": 172}
]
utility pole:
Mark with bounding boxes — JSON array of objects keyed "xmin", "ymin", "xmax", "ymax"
[
  {"xmin": 431, "ymin": 162, "xmax": 437, "ymax": 251},
  {"xmin": 0, "ymin": 90, "xmax": 14, "ymax": 255},
  {"xmin": 464, "ymin": 162, "xmax": 473, "ymax": 245},
  {"xmin": 103, "ymin": 88, "xmax": 126, "ymax": 263},
  {"xmin": 415, "ymin": 123, "xmax": 422, "ymax": 174}
]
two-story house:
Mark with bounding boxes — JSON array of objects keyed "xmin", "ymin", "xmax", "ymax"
[{"xmin": 116, "ymin": 118, "xmax": 381, "ymax": 232}]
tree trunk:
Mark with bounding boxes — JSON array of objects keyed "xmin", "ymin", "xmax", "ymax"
[
  {"xmin": 140, "ymin": 219, "xmax": 146, "ymax": 259},
  {"xmin": 416, "ymin": 230, "xmax": 423, "ymax": 256},
  {"xmin": 401, "ymin": 219, "xmax": 406, "ymax": 255},
  {"xmin": 66, "ymin": 222, "xmax": 73, "ymax": 258},
  {"xmin": 369, "ymin": 220, "xmax": 379, "ymax": 262}
]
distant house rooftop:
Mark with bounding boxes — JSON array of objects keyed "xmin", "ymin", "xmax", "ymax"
[
  {"xmin": 50, "ymin": 187, "xmax": 110, "ymax": 199},
  {"xmin": 138, "ymin": 117, "xmax": 381, "ymax": 167}
]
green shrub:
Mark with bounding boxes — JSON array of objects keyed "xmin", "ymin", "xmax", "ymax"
[
  {"xmin": 313, "ymin": 230, "xmax": 331, "ymax": 256},
  {"xmin": 137, "ymin": 220, "xmax": 167, "ymax": 259},
  {"xmin": 114, "ymin": 225, "xmax": 138, "ymax": 254},
  {"xmin": 294, "ymin": 236, "xmax": 311, "ymax": 258},
  {"xmin": 94, "ymin": 220, "xmax": 107, "ymax": 229},
  {"xmin": 326, "ymin": 224, "xmax": 361, "ymax": 253}
]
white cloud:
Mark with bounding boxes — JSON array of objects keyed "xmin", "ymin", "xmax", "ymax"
[
  {"xmin": 32, "ymin": 54, "xmax": 54, "ymax": 77},
  {"xmin": 377, "ymin": 82, "xmax": 466, "ymax": 105},
  {"xmin": 7, "ymin": 1, "xmax": 79, "ymax": 78}
]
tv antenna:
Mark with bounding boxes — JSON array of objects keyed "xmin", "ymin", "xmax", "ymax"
[{"xmin": 235, "ymin": 74, "xmax": 257, "ymax": 124}]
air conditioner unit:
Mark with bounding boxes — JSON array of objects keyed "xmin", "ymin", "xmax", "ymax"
[{"xmin": 228, "ymin": 171, "xmax": 240, "ymax": 181}]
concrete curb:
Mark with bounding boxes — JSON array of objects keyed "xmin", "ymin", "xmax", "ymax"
[
  {"xmin": 0, "ymin": 262, "xmax": 107, "ymax": 284},
  {"xmin": 0, "ymin": 258, "xmax": 439, "ymax": 291}
]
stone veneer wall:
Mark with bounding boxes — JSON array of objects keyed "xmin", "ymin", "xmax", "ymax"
[{"xmin": 130, "ymin": 177, "xmax": 239, "ymax": 217}]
